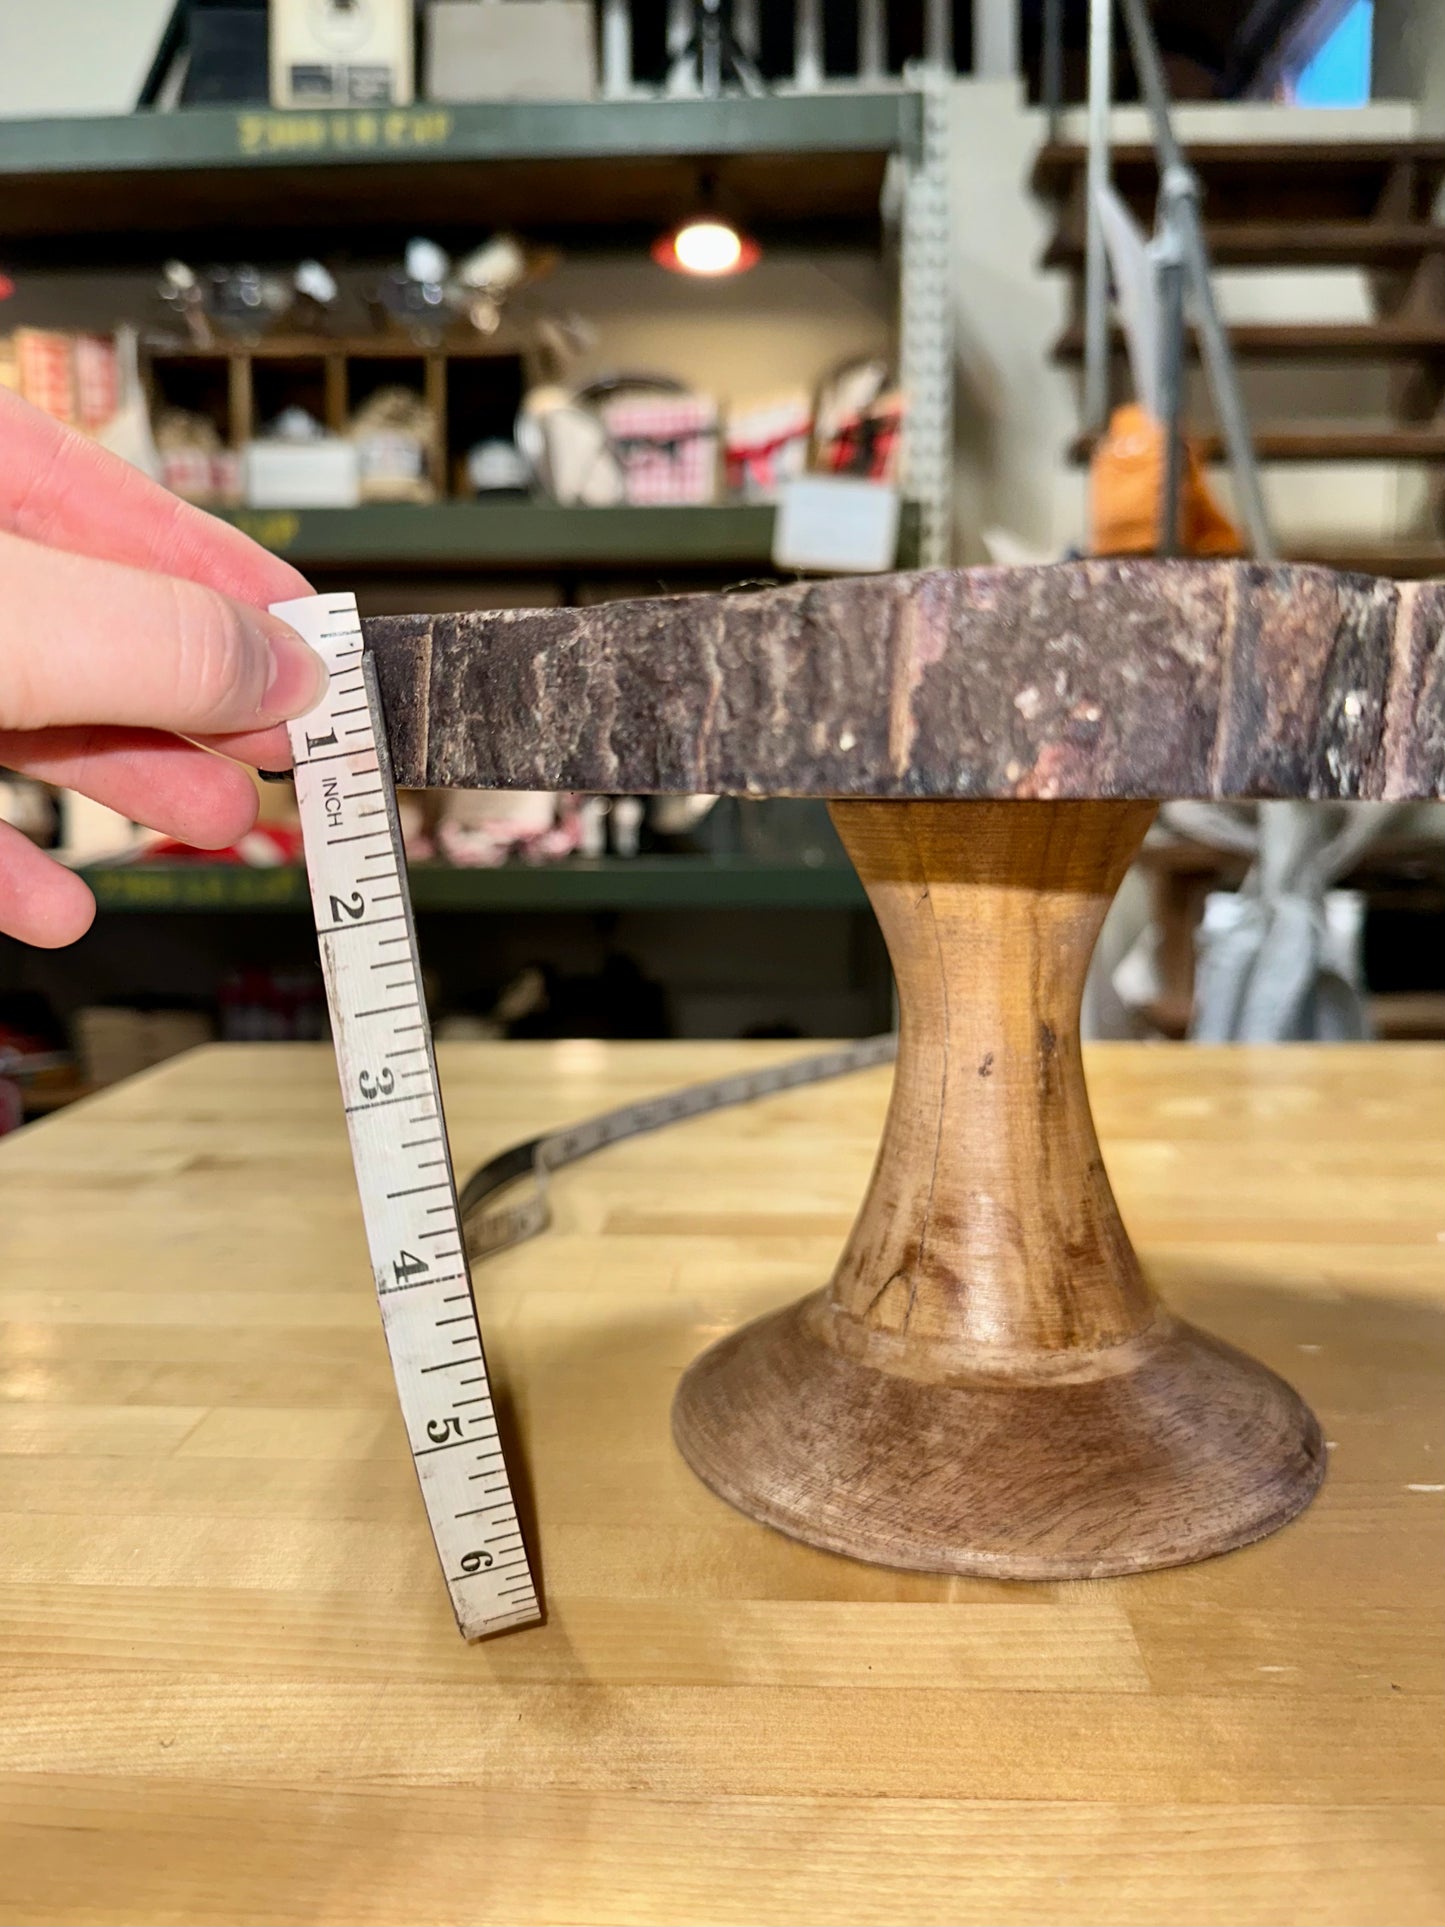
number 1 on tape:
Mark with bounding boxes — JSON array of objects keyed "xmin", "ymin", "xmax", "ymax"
[{"xmin": 274, "ymin": 592, "xmax": 540, "ymax": 1640}]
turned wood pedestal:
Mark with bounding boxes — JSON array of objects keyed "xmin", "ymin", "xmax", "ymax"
[
  {"xmin": 671, "ymin": 799, "xmax": 1327, "ymax": 1577},
  {"xmin": 368, "ymin": 556, "xmax": 1435, "ymax": 1580}
]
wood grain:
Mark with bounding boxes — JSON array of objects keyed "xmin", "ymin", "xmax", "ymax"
[
  {"xmin": 363, "ymin": 559, "xmax": 1445, "ymax": 800},
  {"xmin": 1, "ymin": 1043, "xmax": 1443, "ymax": 1925},
  {"xmin": 673, "ymin": 803, "xmax": 1325, "ymax": 1575}
]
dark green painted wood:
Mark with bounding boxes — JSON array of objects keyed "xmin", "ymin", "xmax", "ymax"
[
  {"xmin": 82, "ymin": 859, "xmax": 867, "ymax": 914},
  {"xmin": 215, "ymin": 502, "xmax": 923, "ymax": 571},
  {"xmin": 0, "ymin": 94, "xmax": 919, "ymax": 179}
]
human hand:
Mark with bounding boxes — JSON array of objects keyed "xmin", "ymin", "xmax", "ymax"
[{"xmin": 0, "ymin": 389, "xmax": 328, "ymax": 947}]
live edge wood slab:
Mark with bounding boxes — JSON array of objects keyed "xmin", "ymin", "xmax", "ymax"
[
  {"xmin": 365, "ymin": 560, "xmax": 1445, "ymax": 1579},
  {"xmin": 366, "ymin": 559, "xmax": 1445, "ymax": 800}
]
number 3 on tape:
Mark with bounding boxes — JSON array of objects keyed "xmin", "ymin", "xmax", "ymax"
[{"xmin": 274, "ymin": 592, "xmax": 540, "ymax": 1640}]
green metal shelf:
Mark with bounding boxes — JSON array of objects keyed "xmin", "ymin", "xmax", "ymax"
[
  {"xmin": 82, "ymin": 859, "xmax": 867, "ymax": 914},
  {"xmin": 0, "ymin": 95, "xmax": 917, "ymax": 177},
  {"xmin": 216, "ymin": 500, "xmax": 921, "ymax": 571},
  {"xmin": 0, "ymin": 95, "xmax": 919, "ymax": 259}
]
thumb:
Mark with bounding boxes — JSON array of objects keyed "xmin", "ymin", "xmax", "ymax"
[{"xmin": 0, "ymin": 529, "xmax": 326, "ymax": 736}]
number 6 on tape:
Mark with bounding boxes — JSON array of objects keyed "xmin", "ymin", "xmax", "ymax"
[{"xmin": 274, "ymin": 591, "xmax": 540, "ymax": 1640}]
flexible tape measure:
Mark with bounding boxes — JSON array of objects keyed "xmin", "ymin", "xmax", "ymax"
[
  {"xmin": 278, "ymin": 592, "xmax": 540, "ymax": 1641},
  {"xmin": 276, "ymin": 590, "xmax": 898, "ymax": 1640},
  {"xmin": 458, "ymin": 1035, "xmax": 898, "ymax": 1259}
]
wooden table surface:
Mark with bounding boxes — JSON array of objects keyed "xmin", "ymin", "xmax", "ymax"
[{"xmin": 1, "ymin": 1041, "xmax": 1443, "ymax": 1927}]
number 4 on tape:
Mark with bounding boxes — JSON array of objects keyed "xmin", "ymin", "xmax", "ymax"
[{"xmin": 274, "ymin": 592, "xmax": 540, "ymax": 1640}]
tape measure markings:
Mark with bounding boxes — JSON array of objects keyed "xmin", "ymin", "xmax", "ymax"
[
  {"xmin": 277, "ymin": 590, "xmax": 901, "ymax": 1636},
  {"xmin": 276, "ymin": 590, "xmax": 539, "ymax": 1641}
]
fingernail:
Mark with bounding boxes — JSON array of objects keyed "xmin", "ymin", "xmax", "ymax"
[{"xmin": 261, "ymin": 620, "xmax": 329, "ymax": 720}]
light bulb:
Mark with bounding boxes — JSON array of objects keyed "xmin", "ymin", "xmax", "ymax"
[
  {"xmin": 671, "ymin": 219, "xmax": 745, "ymax": 276},
  {"xmin": 651, "ymin": 214, "xmax": 760, "ymax": 277}
]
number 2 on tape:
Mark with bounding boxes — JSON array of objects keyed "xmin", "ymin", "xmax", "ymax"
[{"xmin": 274, "ymin": 591, "xmax": 540, "ymax": 1640}]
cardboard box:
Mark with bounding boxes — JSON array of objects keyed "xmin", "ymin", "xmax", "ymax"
[
  {"xmin": 270, "ymin": 0, "xmax": 415, "ymax": 107},
  {"xmin": 772, "ymin": 476, "xmax": 901, "ymax": 576},
  {"xmin": 426, "ymin": 1, "xmax": 597, "ymax": 101},
  {"xmin": 244, "ymin": 436, "xmax": 361, "ymax": 508}
]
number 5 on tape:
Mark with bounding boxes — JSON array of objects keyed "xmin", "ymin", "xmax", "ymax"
[{"xmin": 274, "ymin": 591, "xmax": 540, "ymax": 1640}]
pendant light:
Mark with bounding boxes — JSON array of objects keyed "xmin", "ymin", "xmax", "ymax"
[{"xmin": 652, "ymin": 172, "xmax": 760, "ymax": 278}]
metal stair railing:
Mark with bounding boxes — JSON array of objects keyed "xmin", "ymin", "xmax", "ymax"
[
  {"xmin": 1057, "ymin": 3, "xmax": 1403, "ymax": 1042},
  {"xmin": 1078, "ymin": 0, "xmax": 1275, "ymax": 560}
]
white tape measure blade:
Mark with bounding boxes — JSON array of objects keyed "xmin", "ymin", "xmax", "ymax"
[{"xmin": 274, "ymin": 591, "xmax": 539, "ymax": 1640}]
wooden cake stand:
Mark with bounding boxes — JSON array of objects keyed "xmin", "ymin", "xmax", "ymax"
[{"xmin": 370, "ymin": 558, "xmax": 1443, "ymax": 1577}]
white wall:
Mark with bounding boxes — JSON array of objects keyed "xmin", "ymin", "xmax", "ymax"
[
  {"xmin": 0, "ymin": 0, "xmax": 177, "ymax": 117},
  {"xmin": 1373, "ymin": 0, "xmax": 1445, "ymax": 134},
  {"xmin": 948, "ymin": 77, "xmax": 1078, "ymax": 561}
]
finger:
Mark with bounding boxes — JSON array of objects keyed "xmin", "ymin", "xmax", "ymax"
[
  {"xmin": 0, "ymin": 528, "xmax": 327, "ymax": 737},
  {"xmin": 0, "ymin": 821, "xmax": 95, "ymax": 947},
  {"xmin": 0, "ymin": 727, "xmax": 261, "ymax": 850},
  {"xmin": 0, "ymin": 388, "xmax": 311, "ymax": 605},
  {"xmin": 194, "ymin": 722, "xmax": 295, "ymax": 772}
]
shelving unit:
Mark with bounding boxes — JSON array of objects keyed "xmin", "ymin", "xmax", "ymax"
[
  {"xmin": 149, "ymin": 333, "xmax": 530, "ymax": 495},
  {"xmin": 2, "ymin": 90, "xmax": 948, "ymax": 576},
  {"xmin": 80, "ymin": 858, "xmax": 867, "ymax": 916},
  {"xmin": 0, "ymin": 87, "xmax": 950, "ymax": 1052},
  {"xmin": 214, "ymin": 500, "xmax": 923, "ymax": 571},
  {"xmin": 0, "ymin": 96, "xmax": 922, "ymax": 261}
]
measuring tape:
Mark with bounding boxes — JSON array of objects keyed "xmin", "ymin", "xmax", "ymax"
[
  {"xmin": 277, "ymin": 590, "xmax": 898, "ymax": 1640},
  {"xmin": 458, "ymin": 1035, "xmax": 897, "ymax": 1258},
  {"xmin": 278, "ymin": 592, "xmax": 539, "ymax": 1641}
]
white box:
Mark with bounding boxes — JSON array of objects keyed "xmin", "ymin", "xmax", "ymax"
[
  {"xmin": 245, "ymin": 438, "xmax": 361, "ymax": 509},
  {"xmin": 772, "ymin": 476, "xmax": 901, "ymax": 575},
  {"xmin": 270, "ymin": 0, "xmax": 416, "ymax": 108},
  {"xmin": 426, "ymin": 1, "xmax": 597, "ymax": 101}
]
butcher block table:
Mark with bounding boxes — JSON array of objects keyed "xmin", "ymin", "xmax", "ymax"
[{"xmin": 1, "ymin": 1039, "xmax": 1443, "ymax": 1927}]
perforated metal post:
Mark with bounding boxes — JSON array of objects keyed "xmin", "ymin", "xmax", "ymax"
[
  {"xmin": 900, "ymin": 69, "xmax": 955, "ymax": 568},
  {"xmin": 1083, "ymin": 0, "xmax": 1114, "ymax": 434}
]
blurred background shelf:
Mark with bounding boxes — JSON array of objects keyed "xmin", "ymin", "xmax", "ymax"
[
  {"xmin": 0, "ymin": 55, "xmax": 937, "ymax": 1066},
  {"xmin": 80, "ymin": 858, "xmax": 868, "ymax": 914},
  {"xmin": 215, "ymin": 500, "xmax": 922, "ymax": 571},
  {"xmin": 0, "ymin": 95, "xmax": 919, "ymax": 262}
]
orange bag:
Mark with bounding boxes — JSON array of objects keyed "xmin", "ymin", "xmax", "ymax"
[{"xmin": 1088, "ymin": 402, "xmax": 1242, "ymax": 558}]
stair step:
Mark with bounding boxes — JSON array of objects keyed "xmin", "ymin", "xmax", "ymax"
[
  {"xmin": 1033, "ymin": 139, "xmax": 1445, "ymax": 197},
  {"xmin": 1081, "ymin": 541, "xmax": 1443, "ymax": 578},
  {"xmin": 1068, "ymin": 426, "xmax": 1445, "ymax": 464},
  {"xmin": 1287, "ymin": 541, "xmax": 1444, "ymax": 578},
  {"xmin": 1369, "ymin": 994, "xmax": 1445, "ymax": 1040},
  {"xmin": 1054, "ymin": 320, "xmax": 1445, "ymax": 364},
  {"xmin": 1034, "ymin": 140, "xmax": 1445, "ymax": 229},
  {"xmin": 1044, "ymin": 221, "xmax": 1445, "ymax": 270}
]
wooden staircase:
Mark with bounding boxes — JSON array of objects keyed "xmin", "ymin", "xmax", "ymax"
[{"xmin": 1032, "ymin": 137, "xmax": 1445, "ymax": 577}]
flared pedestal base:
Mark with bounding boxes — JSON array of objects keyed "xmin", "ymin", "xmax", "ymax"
[
  {"xmin": 672, "ymin": 1294, "xmax": 1326, "ymax": 1579},
  {"xmin": 671, "ymin": 798, "xmax": 1327, "ymax": 1579}
]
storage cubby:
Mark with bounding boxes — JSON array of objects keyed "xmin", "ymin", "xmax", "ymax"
[{"xmin": 144, "ymin": 336, "xmax": 530, "ymax": 500}]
